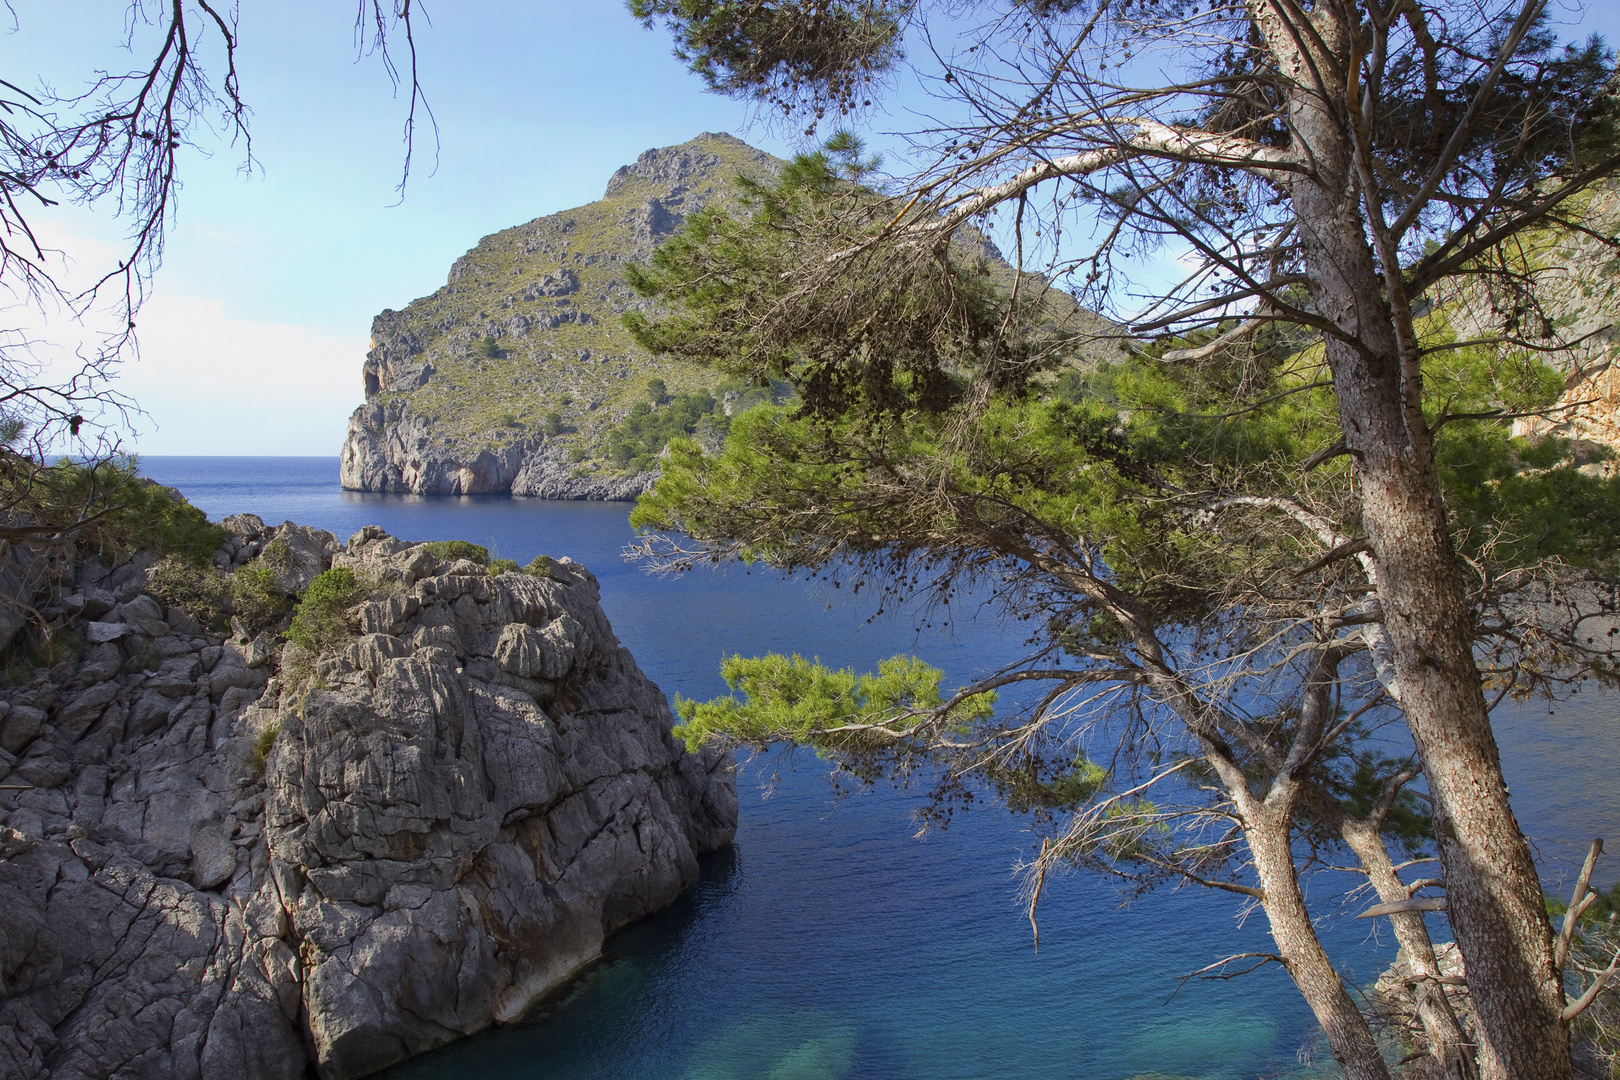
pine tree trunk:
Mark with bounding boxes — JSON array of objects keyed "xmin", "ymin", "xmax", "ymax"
[
  {"xmin": 1340, "ymin": 819, "xmax": 1475, "ymax": 1077},
  {"xmin": 1246, "ymin": 807, "xmax": 1392, "ymax": 1080},
  {"xmin": 1348, "ymin": 426, "xmax": 1570, "ymax": 1080},
  {"xmin": 1286, "ymin": 88, "xmax": 1572, "ymax": 1077}
]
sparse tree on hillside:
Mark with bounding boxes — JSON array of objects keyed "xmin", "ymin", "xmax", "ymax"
[{"xmin": 627, "ymin": 2, "xmax": 1620, "ymax": 1077}]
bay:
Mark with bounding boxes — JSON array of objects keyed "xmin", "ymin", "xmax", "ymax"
[{"xmin": 138, "ymin": 456, "xmax": 1620, "ymax": 1079}]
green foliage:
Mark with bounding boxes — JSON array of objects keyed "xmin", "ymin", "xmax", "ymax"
[
  {"xmin": 646, "ymin": 377, "xmax": 668, "ymax": 404},
  {"xmin": 258, "ymin": 537, "xmax": 295, "ymax": 577},
  {"xmin": 0, "ymin": 457, "xmax": 228, "ymax": 565},
  {"xmin": 285, "ymin": 567, "xmax": 363, "ymax": 652},
  {"xmin": 147, "ymin": 549, "xmax": 298, "ymax": 633},
  {"xmin": 1321, "ymin": 751, "xmax": 1434, "ymax": 854},
  {"xmin": 674, "ymin": 652, "xmax": 995, "ymax": 779},
  {"xmin": 627, "ymin": 0, "xmax": 905, "ymax": 120},
  {"xmin": 252, "ymin": 722, "xmax": 282, "ymax": 774},
  {"xmin": 230, "ymin": 563, "xmax": 290, "ymax": 632},
  {"xmin": 104, "ymin": 476, "xmax": 226, "ymax": 564},
  {"xmin": 605, "ymin": 390, "xmax": 726, "ymax": 472},
  {"xmin": 998, "ymin": 755, "xmax": 1109, "ymax": 814},
  {"xmin": 524, "ymin": 554, "xmax": 555, "ymax": 578},
  {"xmin": 544, "ymin": 411, "xmax": 566, "ymax": 436},
  {"xmin": 421, "ymin": 539, "xmax": 491, "ymax": 564},
  {"xmin": 1051, "ymin": 361, "xmax": 1122, "ymax": 406},
  {"xmin": 489, "ymin": 557, "xmax": 519, "ymax": 574},
  {"xmin": 624, "ymin": 141, "xmax": 1025, "ymax": 424},
  {"xmin": 477, "ymin": 335, "xmax": 500, "ymax": 359},
  {"xmin": 628, "ymin": 146, "xmax": 1620, "ymax": 869},
  {"xmin": 147, "ymin": 557, "xmax": 233, "ymax": 628}
]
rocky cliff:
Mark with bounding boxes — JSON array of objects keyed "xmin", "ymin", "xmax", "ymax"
[
  {"xmin": 1504, "ymin": 181, "xmax": 1620, "ymax": 467},
  {"xmin": 0, "ymin": 517, "xmax": 736, "ymax": 1079},
  {"xmin": 341, "ymin": 132, "xmax": 783, "ymax": 498}
]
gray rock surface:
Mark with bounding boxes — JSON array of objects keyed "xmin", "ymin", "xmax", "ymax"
[{"xmin": 0, "ymin": 519, "xmax": 736, "ymax": 1080}]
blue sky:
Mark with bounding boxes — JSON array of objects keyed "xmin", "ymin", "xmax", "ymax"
[{"xmin": 11, "ymin": 1, "xmax": 1620, "ymax": 455}]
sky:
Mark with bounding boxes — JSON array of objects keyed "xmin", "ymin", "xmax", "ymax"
[{"xmin": 9, "ymin": 0, "xmax": 1620, "ymax": 456}]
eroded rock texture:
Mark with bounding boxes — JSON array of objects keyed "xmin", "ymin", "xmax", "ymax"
[{"xmin": 0, "ymin": 520, "xmax": 736, "ymax": 1080}]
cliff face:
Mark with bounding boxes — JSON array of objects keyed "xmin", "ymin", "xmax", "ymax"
[
  {"xmin": 1504, "ymin": 182, "xmax": 1620, "ymax": 467},
  {"xmin": 0, "ymin": 518, "xmax": 736, "ymax": 1080},
  {"xmin": 340, "ymin": 132, "xmax": 782, "ymax": 498}
]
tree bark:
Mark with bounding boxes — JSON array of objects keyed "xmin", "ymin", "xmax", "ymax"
[
  {"xmin": 1245, "ymin": 805, "xmax": 1393, "ymax": 1080},
  {"xmin": 1282, "ymin": 39, "xmax": 1573, "ymax": 1074},
  {"xmin": 1340, "ymin": 818, "xmax": 1476, "ymax": 1078}
]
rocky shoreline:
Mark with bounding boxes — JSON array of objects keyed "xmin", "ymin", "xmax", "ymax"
[{"xmin": 0, "ymin": 515, "xmax": 736, "ymax": 1079}]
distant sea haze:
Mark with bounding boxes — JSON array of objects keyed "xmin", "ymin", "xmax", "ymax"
[{"xmin": 139, "ymin": 456, "xmax": 1620, "ymax": 1079}]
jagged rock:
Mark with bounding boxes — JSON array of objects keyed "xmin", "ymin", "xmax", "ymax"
[
  {"xmin": 83, "ymin": 621, "xmax": 125, "ymax": 644},
  {"xmin": 1, "ymin": 705, "xmax": 44, "ymax": 754},
  {"xmin": 190, "ymin": 824, "xmax": 238, "ymax": 889},
  {"xmin": 263, "ymin": 522, "xmax": 342, "ymax": 595},
  {"xmin": 0, "ymin": 544, "xmax": 49, "ymax": 653},
  {"xmin": 221, "ymin": 513, "xmax": 265, "ymax": 538},
  {"xmin": 0, "ymin": 525, "xmax": 735, "ymax": 1080}
]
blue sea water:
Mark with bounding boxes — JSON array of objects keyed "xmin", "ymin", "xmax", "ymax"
[{"xmin": 138, "ymin": 456, "xmax": 1620, "ymax": 1080}]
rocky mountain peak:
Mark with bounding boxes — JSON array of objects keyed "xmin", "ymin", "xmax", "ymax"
[{"xmin": 603, "ymin": 131, "xmax": 775, "ymax": 201}]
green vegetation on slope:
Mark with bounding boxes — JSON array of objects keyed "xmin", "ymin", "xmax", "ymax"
[{"xmin": 365, "ymin": 134, "xmax": 784, "ymax": 466}]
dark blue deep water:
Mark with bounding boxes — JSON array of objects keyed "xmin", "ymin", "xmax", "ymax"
[{"xmin": 139, "ymin": 457, "xmax": 1620, "ymax": 1080}]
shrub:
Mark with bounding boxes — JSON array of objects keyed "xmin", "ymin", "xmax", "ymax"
[
  {"xmin": 604, "ymin": 390, "xmax": 721, "ymax": 471},
  {"xmin": 420, "ymin": 539, "xmax": 490, "ymax": 564},
  {"xmin": 477, "ymin": 335, "xmax": 500, "ymax": 359},
  {"xmin": 258, "ymin": 537, "xmax": 295, "ymax": 577},
  {"xmin": 148, "ymin": 556, "xmax": 233, "ymax": 628},
  {"xmin": 285, "ymin": 567, "xmax": 363, "ymax": 652},
  {"xmin": 489, "ymin": 557, "xmax": 519, "ymax": 574},
  {"xmin": 31, "ymin": 458, "xmax": 227, "ymax": 565},
  {"xmin": 150, "ymin": 552, "xmax": 293, "ymax": 633},
  {"xmin": 231, "ymin": 563, "xmax": 290, "ymax": 632},
  {"xmin": 524, "ymin": 554, "xmax": 555, "ymax": 578},
  {"xmin": 646, "ymin": 377, "xmax": 668, "ymax": 404},
  {"xmin": 251, "ymin": 722, "xmax": 282, "ymax": 774},
  {"xmin": 544, "ymin": 411, "xmax": 565, "ymax": 436}
]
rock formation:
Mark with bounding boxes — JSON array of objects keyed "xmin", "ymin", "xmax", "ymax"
[
  {"xmin": 0, "ymin": 517, "xmax": 736, "ymax": 1079},
  {"xmin": 340, "ymin": 132, "xmax": 783, "ymax": 499}
]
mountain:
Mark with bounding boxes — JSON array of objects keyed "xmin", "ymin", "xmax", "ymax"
[
  {"xmin": 340, "ymin": 132, "xmax": 784, "ymax": 499},
  {"xmin": 340, "ymin": 132, "xmax": 1121, "ymax": 500}
]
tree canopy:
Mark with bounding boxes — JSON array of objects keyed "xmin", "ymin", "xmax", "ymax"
[{"xmin": 629, "ymin": 3, "xmax": 1620, "ymax": 1078}]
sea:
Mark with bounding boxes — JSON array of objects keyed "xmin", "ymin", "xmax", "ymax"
[{"xmin": 139, "ymin": 456, "xmax": 1620, "ymax": 1080}]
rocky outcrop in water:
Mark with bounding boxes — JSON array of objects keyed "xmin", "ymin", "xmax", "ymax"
[{"xmin": 0, "ymin": 518, "xmax": 736, "ymax": 1079}]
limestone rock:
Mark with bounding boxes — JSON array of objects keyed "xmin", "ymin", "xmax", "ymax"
[
  {"xmin": 338, "ymin": 133, "xmax": 783, "ymax": 500},
  {"xmin": 0, "ymin": 525, "xmax": 735, "ymax": 1080}
]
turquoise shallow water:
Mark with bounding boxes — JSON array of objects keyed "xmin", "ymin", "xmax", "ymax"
[{"xmin": 138, "ymin": 457, "xmax": 1620, "ymax": 1080}]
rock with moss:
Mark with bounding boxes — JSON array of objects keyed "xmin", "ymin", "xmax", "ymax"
[{"xmin": 0, "ymin": 519, "xmax": 736, "ymax": 1080}]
